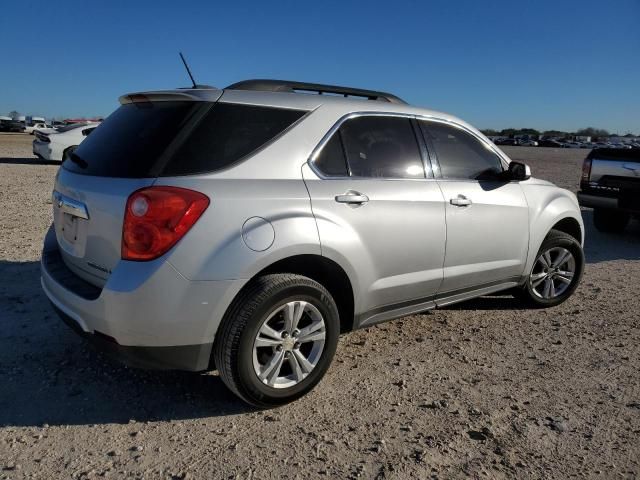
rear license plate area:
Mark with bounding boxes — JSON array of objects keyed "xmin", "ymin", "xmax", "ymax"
[{"xmin": 62, "ymin": 213, "xmax": 79, "ymax": 244}]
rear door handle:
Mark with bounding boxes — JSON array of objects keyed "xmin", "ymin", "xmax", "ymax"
[
  {"xmin": 335, "ymin": 191, "xmax": 369, "ymax": 205},
  {"xmin": 450, "ymin": 195, "xmax": 472, "ymax": 207}
]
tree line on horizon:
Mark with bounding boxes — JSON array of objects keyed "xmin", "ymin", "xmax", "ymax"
[{"xmin": 480, "ymin": 127, "xmax": 637, "ymax": 138}]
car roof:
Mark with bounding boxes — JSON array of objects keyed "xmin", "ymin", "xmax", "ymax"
[{"xmin": 121, "ymin": 85, "xmax": 470, "ymax": 131}]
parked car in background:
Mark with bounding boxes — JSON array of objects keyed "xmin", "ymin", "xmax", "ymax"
[
  {"xmin": 32, "ymin": 122, "xmax": 99, "ymax": 161},
  {"xmin": 494, "ymin": 138, "xmax": 519, "ymax": 146},
  {"xmin": 519, "ymin": 139, "xmax": 538, "ymax": 147},
  {"xmin": 578, "ymin": 148, "xmax": 640, "ymax": 233},
  {"xmin": 0, "ymin": 117, "xmax": 25, "ymax": 132},
  {"xmin": 538, "ymin": 139, "xmax": 564, "ymax": 148},
  {"xmin": 41, "ymin": 79, "xmax": 585, "ymax": 407},
  {"xmin": 25, "ymin": 122, "xmax": 49, "ymax": 135}
]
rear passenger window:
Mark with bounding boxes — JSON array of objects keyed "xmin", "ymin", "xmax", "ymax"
[
  {"xmin": 341, "ymin": 116, "xmax": 424, "ymax": 179},
  {"xmin": 162, "ymin": 103, "xmax": 306, "ymax": 176},
  {"xmin": 420, "ymin": 122, "xmax": 503, "ymax": 180},
  {"xmin": 314, "ymin": 132, "xmax": 349, "ymax": 176}
]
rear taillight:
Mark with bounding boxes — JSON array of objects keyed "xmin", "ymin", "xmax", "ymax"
[
  {"xmin": 580, "ymin": 157, "xmax": 592, "ymax": 189},
  {"xmin": 122, "ymin": 186, "xmax": 209, "ymax": 261}
]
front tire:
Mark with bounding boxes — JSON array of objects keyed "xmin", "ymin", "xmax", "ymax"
[
  {"xmin": 214, "ymin": 274, "xmax": 339, "ymax": 408},
  {"xmin": 593, "ymin": 208, "xmax": 629, "ymax": 233},
  {"xmin": 518, "ymin": 229, "xmax": 584, "ymax": 308}
]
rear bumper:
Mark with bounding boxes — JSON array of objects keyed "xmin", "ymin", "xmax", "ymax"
[
  {"xmin": 577, "ymin": 192, "xmax": 617, "ymax": 209},
  {"xmin": 32, "ymin": 139, "xmax": 53, "ymax": 160},
  {"xmin": 51, "ymin": 303, "xmax": 213, "ymax": 370},
  {"xmin": 578, "ymin": 191, "xmax": 639, "ymax": 213},
  {"xmin": 40, "ymin": 226, "xmax": 246, "ymax": 371}
]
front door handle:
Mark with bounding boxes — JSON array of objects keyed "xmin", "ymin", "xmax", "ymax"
[
  {"xmin": 335, "ymin": 191, "xmax": 369, "ymax": 205},
  {"xmin": 450, "ymin": 194, "xmax": 472, "ymax": 207}
]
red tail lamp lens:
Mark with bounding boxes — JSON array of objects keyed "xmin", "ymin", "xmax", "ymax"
[
  {"xmin": 580, "ymin": 157, "xmax": 592, "ymax": 188},
  {"xmin": 122, "ymin": 186, "xmax": 209, "ymax": 261}
]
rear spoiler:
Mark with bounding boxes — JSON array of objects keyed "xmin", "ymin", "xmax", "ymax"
[{"xmin": 119, "ymin": 88, "xmax": 222, "ymax": 105}]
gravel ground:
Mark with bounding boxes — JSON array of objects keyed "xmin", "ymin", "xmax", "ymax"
[{"xmin": 1, "ymin": 134, "xmax": 639, "ymax": 479}]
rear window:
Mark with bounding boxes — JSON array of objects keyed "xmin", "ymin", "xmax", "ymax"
[
  {"xmin": 64, "ymin": 102, "xmax": 197, "ymax": 177},
  {"xmin": 64, "ymin": 102, "xmax": 306, "ymax": 178},
  {"xmin": 161, "ymin": 103, "xmax": 306, "ymax": 176}
]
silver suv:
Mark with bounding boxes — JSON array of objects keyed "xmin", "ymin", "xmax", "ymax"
[{"xmin": 41, "ymin": 80, "xmax": 585, "ymax": 406}]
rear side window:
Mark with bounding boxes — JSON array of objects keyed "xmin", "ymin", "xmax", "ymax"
[
  {"xmin": 420, "ymin": 121, "xmax": 503, "ymax": 180},
  {"xmin": 64, "ymin": 102, "xmax": 197, "ymax": 177},
  {"xmin": 314, "ymin": 116, "xmax": 424, "ymax": 179},
  {"xmin": 342, "ymin": 116, "xmax": 424, "ymax": 179},
  {"xmin": 314, "ymin": 132, "xmax": 349, "ymax": 176},
  {"xmin": 64, "ymin": 102, "xmax": 306, "ymax": 178},
  {"xmin": 162, "ymin": 103, "xmax": 306, "ymax": 176}
]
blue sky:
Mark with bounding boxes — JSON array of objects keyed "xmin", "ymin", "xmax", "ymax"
[{"xmin": 2, "ymin": 0, "xmax": 638, "ymax": 133}]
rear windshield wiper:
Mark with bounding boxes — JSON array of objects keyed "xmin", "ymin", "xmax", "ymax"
[{"xmin": 69, "ymin": 152, "xmax": 88, "ymax": 169}]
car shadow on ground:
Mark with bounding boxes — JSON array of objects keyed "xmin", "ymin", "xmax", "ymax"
[
  {"xmin": 581, "ymin": 210, "xmax": 640, "ymax": 263},
  {"xmin": 0, "ymin": 260, "xmax": 254, "ymax": 428},
  {"xmin": 0, "ymin": 157, "xmax": 60, "ymax": 166},
  {"xmin": 2, "ymin": 212, "xmax": 638, "ymax": 427}
]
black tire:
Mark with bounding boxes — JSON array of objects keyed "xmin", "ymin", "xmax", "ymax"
[
  {"xmin": 593, "ymin": 208, "xmax": 629, "ymax": 233},
  {"xmin": 213, "ymin": 274, "xmax": 339, "ymax": 408},
  {"xmin": 62, "ymin": 145, "xmax": 77, "ymax": 162},
  {"xmin": 517, "ymin": 229, "xmax": 584, "ymax": 308}
]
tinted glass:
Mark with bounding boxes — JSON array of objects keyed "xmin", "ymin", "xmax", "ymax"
[
  {"xmin": 64, "ymin": 102, "xmax": 196, "ymax": 177},
  {"xmin": 340, "ymin": 116, "xmax": 424, "ymax": 179},
  {"xmin": 421, "ymin": 122, "xmax": 503, "ymax": 180},
  {"xmin": 314, "ymin": 132, "xmax": 348, "ymax": 176},
  {"xmin": 163, "ymin": 103, "xmax": 306, "ymax": 176}
]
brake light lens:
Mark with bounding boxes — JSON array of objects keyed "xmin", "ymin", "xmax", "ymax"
[
  {"xmin": 122, "ymin": 186, "xmax": 209, "ymax": 261},
  {"xmin": 580, "ymin": 157, "xmax": 592, "ymax": 189}
]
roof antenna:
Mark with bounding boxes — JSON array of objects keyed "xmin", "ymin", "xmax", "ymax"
[{"xmin": 179, "ymin": 52, "xmax": 197, "ymax": 89}]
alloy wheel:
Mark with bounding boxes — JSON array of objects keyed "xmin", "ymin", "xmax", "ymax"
[
  {"xmin": 529, "ymin": 247, "xmax": 576, "ymax": 299},
  {"xmin": 252, "ymin": 300, "xmax": 326, "ymax": 389}
]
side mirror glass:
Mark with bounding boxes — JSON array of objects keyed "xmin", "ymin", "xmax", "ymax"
[{"xmin": 507, "ymin": 161, "xmax": 531, "ymax": 181}]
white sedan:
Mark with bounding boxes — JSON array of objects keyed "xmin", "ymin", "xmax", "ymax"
[{"xmin": 32, "ymin": 122, "xmax": 100, "ymax": 161}]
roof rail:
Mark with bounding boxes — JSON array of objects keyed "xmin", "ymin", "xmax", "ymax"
[{"xmin": 225, "ymin": 79, "xmax": 407, "ymax": 105}]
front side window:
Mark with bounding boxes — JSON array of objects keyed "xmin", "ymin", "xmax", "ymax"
[{"xmin": 420, "ymin": 122, "xmax": 503, "ymax": 180}]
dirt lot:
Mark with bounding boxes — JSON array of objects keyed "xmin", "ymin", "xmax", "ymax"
[{"xmin": 1, "ymin": 133, "xmax": 639, "ymax": 479}]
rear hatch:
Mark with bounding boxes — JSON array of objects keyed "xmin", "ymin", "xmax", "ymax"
[
  {"xmin": 52, "ymin": 89, "xmax": 308, "ymax": 288},
  {"xmin": 53, "ymin": 91, "xmax": 221, "ymax": 287}
]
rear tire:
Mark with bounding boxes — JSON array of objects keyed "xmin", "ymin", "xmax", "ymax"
[
  {"xmin": 593, "ymin": 208, "xmax": 629, "ymax": 233},
  {"xmin": 517, "ymin": 229, "xmax": 584, "ymax": 308},
  {"xmin": 213, "ymin": 274, "xmax": 339, "ymax": 408}
]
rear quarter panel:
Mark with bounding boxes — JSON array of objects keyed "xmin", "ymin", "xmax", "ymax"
[{"xmin": 156, "ymin": 177, "xmax": 321, "ymax": 282}]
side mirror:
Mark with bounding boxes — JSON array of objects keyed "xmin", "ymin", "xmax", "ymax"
[{"xmin": 507, "ymin": 161, "xmax": 531, "ymax": 181}]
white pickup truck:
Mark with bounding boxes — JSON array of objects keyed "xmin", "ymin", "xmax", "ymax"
[{"xmin": 578, "ymin": 148, "xmax": 640, "ymax": 232}]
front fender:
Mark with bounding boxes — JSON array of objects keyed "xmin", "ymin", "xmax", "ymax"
[{"xmin": 522, "ymin": 184, "xmax": 584, "ymax": 275}]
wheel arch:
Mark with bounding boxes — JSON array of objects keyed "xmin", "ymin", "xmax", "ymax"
[
  {"xmin": 551, "ymin": 216, "xmax": 582, "ymax": 244},
  {"xmin": 524, "ymin": 189, "xmax": 585, "ymax": 275},
  {"xmin": 256, "ymin": 254, "xmax": 356, "ymax": 333},
  {"xmin": 224, "ymin": 254, "xmax": 356, "ymax": 335}
]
